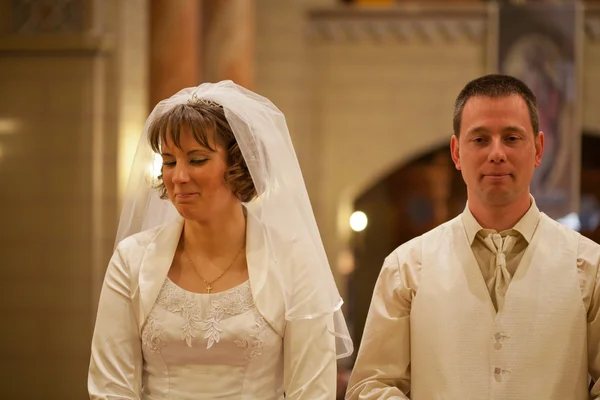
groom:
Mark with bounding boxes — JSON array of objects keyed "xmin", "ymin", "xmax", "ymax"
[{"xmin": 346, "ymin": 74, "xmax": 600, "ymax": 399}]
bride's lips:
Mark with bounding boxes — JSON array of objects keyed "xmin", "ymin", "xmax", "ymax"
[{"xmin": 175, "ymin": 192, "xmax": 199, "ymax": 198}]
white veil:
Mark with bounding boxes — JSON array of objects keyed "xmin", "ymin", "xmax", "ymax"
[{"xmin": 115, "ymin": 80, "xmax": 353, "ymax": 359}]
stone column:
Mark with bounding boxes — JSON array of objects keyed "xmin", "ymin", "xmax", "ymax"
[
  {"xmin": 203, "ymin": 0, "xmax": 255, "ymax": 88},
  {"xmin": 150, "ymin": 0, "xmax": 202, "ymax": 107}
]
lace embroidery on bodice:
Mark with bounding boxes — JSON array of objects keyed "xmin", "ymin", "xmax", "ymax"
[
  {"xmin": 142, "ymin": 278, "xmax": 267, "ymax": 359},
  {"xmin": 234, "ymin": 308, "xmax": 269, "ymax": 360}
]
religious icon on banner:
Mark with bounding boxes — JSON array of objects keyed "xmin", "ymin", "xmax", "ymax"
[{"xmin": 496, "ymin": 2, "xmax": 583, "ymax": 219}]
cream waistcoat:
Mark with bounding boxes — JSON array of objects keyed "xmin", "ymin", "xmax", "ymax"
[{"xmin": 411, "ymin": 213, "xmax": 587, "ymax": 399}]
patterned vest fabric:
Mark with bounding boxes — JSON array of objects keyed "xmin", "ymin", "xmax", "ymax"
[{"xmin": 411, "ymin": 214, "xmax": 588, "ymax": 399}]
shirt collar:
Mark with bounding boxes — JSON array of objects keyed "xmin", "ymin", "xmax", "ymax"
[{"xmin": 461, "ymin": 195, "xmax": 541, "ymax": 245}]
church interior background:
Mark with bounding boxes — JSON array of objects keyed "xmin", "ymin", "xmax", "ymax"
[{"xmin": 1, "ymin": 0, "xmax": 600, "ymax": 398}]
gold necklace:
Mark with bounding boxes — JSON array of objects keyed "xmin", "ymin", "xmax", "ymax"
[{"xmin": 182, "ymin": 244, "xmax": 245, "ymax": 294}]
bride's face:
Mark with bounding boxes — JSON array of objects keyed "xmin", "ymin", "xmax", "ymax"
[{"xmin": 160, "ymin": 125, "xmax": 240, "ymax": 222}]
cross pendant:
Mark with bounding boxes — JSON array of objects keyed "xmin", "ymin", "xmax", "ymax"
[{"xmin": 206, "ymin": 284, "xmax": 212, "ymax": 294}]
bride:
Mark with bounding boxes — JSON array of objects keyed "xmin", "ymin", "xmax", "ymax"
[{"xmin": 88, "ymin": 81, "xmax": 353, "ymax": 399}]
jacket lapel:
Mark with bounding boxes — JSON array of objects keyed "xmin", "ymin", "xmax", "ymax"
[
  {"xmin": 244, "ymin": 202, "xmax": 286, "ymax": 336},
  {"xmin": 137, "ymin": 217, "xmax": 184, "ymax": 331}
]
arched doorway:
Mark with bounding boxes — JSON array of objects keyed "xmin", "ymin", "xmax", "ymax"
[{"xmin": 346, "ymin": 142, "xmax": 466, "ymax": 347}]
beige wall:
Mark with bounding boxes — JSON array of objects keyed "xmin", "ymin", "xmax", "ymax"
[
  {"xmin": 311, "ymin": 38, "xmax": 485, "ymax": 282},
  {"xmin": 0, "ymin": 0, "xmax": 148, "ymax": 397},
  {"xmin": 255, "ymin": 1, "xmax": 600, "ymax": 299},
  {"xmin": 0, "ymin": 49, "xmax": 105, "ymax": 400},
  {"xmin": 254, "ymin": 1, "xmax": 487, "ymax": 292},
  {"xmin": 255, "ymin": 0, "xmax": 335, "ymax": 201}
]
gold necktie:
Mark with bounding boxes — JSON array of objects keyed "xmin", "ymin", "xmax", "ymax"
[{"xmin": 483, "ymin": 233, "xmax": 517, "ymax": 311}]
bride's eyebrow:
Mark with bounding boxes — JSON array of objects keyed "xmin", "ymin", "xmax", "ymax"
[
  {"xmin": 161, "ymin": 148, "xmax": 213, "ymax": 157},
  {"xmin": 187, "ymin": 149, "xmax": 212, "ymax": 155}
]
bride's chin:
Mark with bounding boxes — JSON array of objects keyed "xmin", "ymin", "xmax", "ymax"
[{"xmin": 177, "ymin": 209, "xmax": 210, "ymax": 223}]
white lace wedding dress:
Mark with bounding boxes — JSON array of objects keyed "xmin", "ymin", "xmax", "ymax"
[{"xmin": 140, "ymin": 278, "xmax": 283, "ymax": 399}]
